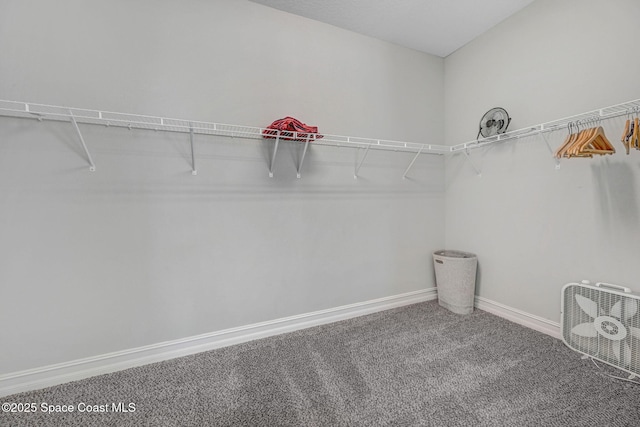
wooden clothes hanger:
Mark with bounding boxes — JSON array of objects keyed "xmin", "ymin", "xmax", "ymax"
[
  {"xmin": 556, "ymin": 121, "xmax": 588, "ymax": 157},
  {"xmin": 570, "ymin": 127, "xmax": 596, "ymax": 157},
  {"xmin": 556, "ymin": 121, "xmax": 592, "ymax": 158},
  {"xmin": 563, "ymin": 121, "xmax": 591, "ymax": 157},
  {"xmin": 567, "ymin": 122, "xmax": 594, "ymax": 157},
  {"xmin": 579, "ymin": 126, "xmax": 615, "ymax": 155},
  {"xmin": 621, "ymin": 115, "xmax": 631, "ymax": 154},
  {"xmin": 632, "ymin": 116, "xmax": 640, "ymax": 149},
  {"xmin": 556, "ymin": 119, "xmax": 615, "ymax": 158},
  {"xmin": 554, "ymin": 122, "xmax": 578, "ymax": 158}
]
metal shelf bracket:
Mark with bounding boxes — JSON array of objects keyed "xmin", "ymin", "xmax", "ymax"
[
  {"xmin": 268, "ymin": 131, "xmax": 280, "ymax": 178},
  {"xmin": 402, "ymin": 144, "xmax": 426, "ymax": 179},
  {"xmin": 354, "ymin": 144, "xmax": 371, "ymax": 179},
  {"xmin": 189, "ymin": 123, "xmax": 197, "ymax": 175},
  {"xmin": 463, "ymin": 147, "xmax": 482, "ymax": 177},
  {"xmin": 296, "ymin": 134, "xmax": 312, "ymax": 179},
  {"xmin": 69, "ymin": 110, "xmax": 96, "ymax": 172},
  {"xmin": 541, "ymin": 133, "xmax": 561, "ymax": 170}
]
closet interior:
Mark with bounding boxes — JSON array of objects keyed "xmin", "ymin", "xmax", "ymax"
[{"xmin": 2, "ymin": 2, "xmax": 640, "ymax": 418}]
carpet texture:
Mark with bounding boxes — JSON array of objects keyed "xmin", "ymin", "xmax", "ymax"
[{"xmin": 2, "ymin": 301, "xmax": 639, "ymax": 426}]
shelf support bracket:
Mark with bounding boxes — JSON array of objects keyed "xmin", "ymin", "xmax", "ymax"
[
  {"xmin": 463, "ymin": 148, "xmax": 482, "ymax": 177},
  {"xmin": 69, "ymin": 110, "xmax": 96, "ymax": 172},
  {"xmin": 402, "ymin": 145, "xmax": 425, "ymax": 179},
  {"xmin": 541, "ymin": 132, "xmax": 561, "ymax": 170},
  {"xmin": 269, "ymin": 131, "xmax": 280, "ymax": 178},
  {"xmin": 296, "ymin": 134, "xmax": 312, "ymax": 179},
  {"xmin": 354, "ymin": 144, "xmax": 371, "ymax": 179},
  {"xmin": 189, "ymin": 123, "xmax": 197, "ymax": 175}
]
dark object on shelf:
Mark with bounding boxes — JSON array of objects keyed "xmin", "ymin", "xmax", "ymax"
[{"xmin": 478, "ymin": 107, "xmax": 511, "ymax": 139}]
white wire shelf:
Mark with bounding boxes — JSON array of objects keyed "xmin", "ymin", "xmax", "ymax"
[
  {"xmin": 0, "ymin": 100, "xmax": 450, "ymax": 155},
  {"xmin": 450, "ymin": 98, "xmax": 640, "ymax": 153},
  {"xmin": 1, "ymin": 97, "xmax": 639, "ymax": 177}
]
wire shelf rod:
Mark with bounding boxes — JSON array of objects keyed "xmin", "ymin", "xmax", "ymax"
[
  {"xmin": 0, "ymin": 100, "xmax": 447, "ymax": 155},
  {"xmin": 450, "ymin": 98, "xmax": 640, "ymax": 153},
  {"xmin": 3, "ymin": 98, "xmax": 638, "ymax": 161}
]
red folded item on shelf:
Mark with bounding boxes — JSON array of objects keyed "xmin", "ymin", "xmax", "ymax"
[{"xmin": 262, "ymin": 116, "xmax": 323, "ymax": 141}]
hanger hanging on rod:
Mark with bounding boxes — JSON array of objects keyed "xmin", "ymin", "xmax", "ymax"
[
  {"xmin": 554, "ymin": 121, "xmax": 592, "ymax": 158},
  {"xmin": 621, "ymin": 111, "xmax": 632, "ymax": 154},
  {"xmin": 554, "ymin": 117, "xmax": 615, "ymax": 159},
  {"xmin": 554, "ymin": 122, "xmax": 578, "ymax": 158},
  {"xmin": 632, "ymin": 108, "xmax": 639, "ymax": 150},
  {"xmin": 572, "ymin": 120, "xmax": 613, "ymax": 156},
  {"xmin": 621, "ymin": 107, "xmax": 640, "ymax": 153},
  {"xmin": 567, "ymin": 120, "xmax": 596, "ymax": 157},
  {"xmin": 629, "ymin": 112, "xmax": 640, "ymax": 150}
]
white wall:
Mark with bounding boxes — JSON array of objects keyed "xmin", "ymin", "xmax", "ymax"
[
  {"xmin": 9, "ymin": 0, "xmax": 633, "ymax": 380},
  {"xmin": 0, "ymin": 0, "xmax": 445, "ymax": 374},
  {"xmin": 444, "ymin": 0, "xmax": 640, "ymax": 322}
]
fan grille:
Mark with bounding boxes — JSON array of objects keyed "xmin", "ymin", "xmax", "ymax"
[
  {"xmin": 562, "ymin": 283, "xmax": 640, "ymax": 376},
  {"xmin": 479, "ymin": 107, "xmax": 511, "ymax": 138}
]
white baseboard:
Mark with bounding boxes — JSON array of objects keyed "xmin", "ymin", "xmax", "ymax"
[
  {"xmin": 474, "ymin": 296, "xmax": 561, "ymax": 339},
  {"xmin": 0, "ymin": 288, "xmax": 437, "ymax": 398},
  {"xmin": 0, "ymin": 289, "xmax": 561, "ymax": 398}
]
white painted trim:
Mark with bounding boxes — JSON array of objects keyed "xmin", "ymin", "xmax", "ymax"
[
  {"xmin": 0, "ymin": 288, "xmax": 437, "ymax": 397},
  {"xmin": 474, "ymin": 296, "xmax": 561, "ymax": 339}
]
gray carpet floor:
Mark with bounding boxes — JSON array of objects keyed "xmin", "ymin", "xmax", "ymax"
[{"xmin": 2, "ymin": 300, "xmax": 640, "ymax": 426}]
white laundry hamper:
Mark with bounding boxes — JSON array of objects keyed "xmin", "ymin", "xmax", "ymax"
[{"xmin": 433, "ymin": 250, "xmax": 478, "ymax": 315}]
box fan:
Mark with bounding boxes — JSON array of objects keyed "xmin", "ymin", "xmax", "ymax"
[{"xmin": 561, "ymin": 281, "xmax": 640, "ymax": 378}]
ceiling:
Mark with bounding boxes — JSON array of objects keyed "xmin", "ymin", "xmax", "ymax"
[{"xmin": 249, "ymin": 0, "xmax": 535, "ymax": 57}]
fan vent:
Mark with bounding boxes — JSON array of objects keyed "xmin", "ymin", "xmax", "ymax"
[
  {"xmin": 478, "ymin": 107, "xmax": 511, "ymax": 138},
  {"xmin": 561, "ymin": 282, "xmax": 640, "ymax": 377}
]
